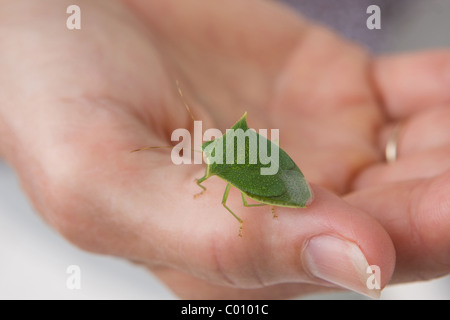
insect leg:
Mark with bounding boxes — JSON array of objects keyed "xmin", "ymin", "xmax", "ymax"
[
  {"xmin": 270, "ymin": 206, "xmax": 278, "ymax": 219},
  {"xmin": 222, "ymin": 183, "xmax": 243, "ymax": 237},
  {"xmin": 241, "ymin": 193, "xmax": 267, "ymax": 207},
  {"xmin": 241, "ymin": 193, "xmax": 276, "ymax": 218},
  {"xmin": 194, "ymin": 176, "xmax": 207, "ymax": 198}
]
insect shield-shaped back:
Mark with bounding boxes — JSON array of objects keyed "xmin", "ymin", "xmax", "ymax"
[{"xmin": 202, "ymin": 113, "xmax": 312, "ymax": 208}]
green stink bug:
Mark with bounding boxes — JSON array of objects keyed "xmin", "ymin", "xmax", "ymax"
[
  {"xmin": 195, "ymin": 112, "xmax": 312, "ymax": 236},
  {"xmin": 133, "ymin": 83, "xmax": 312, "ymax": 236}
]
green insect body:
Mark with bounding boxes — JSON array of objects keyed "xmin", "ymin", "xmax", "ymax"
[{"xmin": 195, "ymin": 112, "xmax": 312, "ymax": 236}]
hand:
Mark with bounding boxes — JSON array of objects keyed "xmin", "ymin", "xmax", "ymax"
[
  {"xmin": 0, "ymin": 0, "xmax": 448, "ymax": 299},
  {"xmin": 348, "ymin": 51, "xmax": 450, "ymax": 283}
]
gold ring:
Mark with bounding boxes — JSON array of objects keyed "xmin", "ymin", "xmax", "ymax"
[{"xmin": 385, "ymin": 123, "xmax": 402, "ymax": 163}]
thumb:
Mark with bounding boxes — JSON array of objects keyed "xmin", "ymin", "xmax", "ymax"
[
  {"xmin": 279, "ymin": 185, "xmax": 395, "ymax": 298},
  {"xmin": 150, "ymin": 179, "xmax": 396, "ymax": 299}
]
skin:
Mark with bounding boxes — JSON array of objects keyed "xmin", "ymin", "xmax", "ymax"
[{"xmin": 0, "ymin": 0, "xmax": 449, "ymax": 299}]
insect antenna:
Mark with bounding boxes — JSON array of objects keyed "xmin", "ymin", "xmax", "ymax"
[
  {"xmin": 130, "ymin": 146, "xmax": 174, "ymax": 153},
  {"xmin": 131, "ymin": 145, "xmax": 203, "ymax": 154},
  {"xmin": 176, "ymin": 80, "xmax": 196, "ymax": 122},
  {"xmin": 131, "ymin": 80, "xmax": 202, "ymax": 153}
]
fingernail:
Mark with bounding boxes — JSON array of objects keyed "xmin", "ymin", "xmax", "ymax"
[{"xmin": 302, "ymin": 235, "xmax": 381, "ymax": 299}]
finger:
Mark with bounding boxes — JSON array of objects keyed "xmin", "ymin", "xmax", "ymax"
[
  {"xmin": 346, "ymin": 172, "xmax": 450, "ymax": 283},
  {"xmin": 374, "ymin": 50, "xmax": 450, "ymax": 120},
  {"xmin": 272, "ymin": 25, "xmax": 378, "ymax": 116},
  {"xmin": 353, "ymin": 146, "xmax": 450, "ymax": 188},
  {"xmin": 379, "ymin": 106, "xmax": 450, "ymax": 158},
  {"xmin": 355, "ymin": 105, "xmax": 450, "ymax": 188}
]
